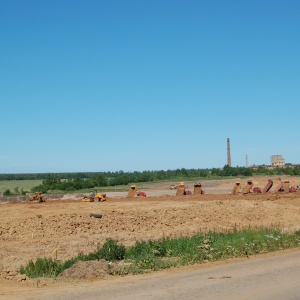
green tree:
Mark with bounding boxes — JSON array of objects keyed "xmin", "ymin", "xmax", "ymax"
[{"xmin": 3, "ymin": 189, "xmax": 12, "ymax": 196}]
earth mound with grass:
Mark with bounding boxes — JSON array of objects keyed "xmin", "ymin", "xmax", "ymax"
[{"xmin": 59, "ymin": 260, "xmax": 108, "ymax": 279}]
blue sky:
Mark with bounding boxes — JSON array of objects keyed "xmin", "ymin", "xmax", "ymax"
[{"xmin": 0, "ymin": 0, "xmax": 299, "ymax": 173}]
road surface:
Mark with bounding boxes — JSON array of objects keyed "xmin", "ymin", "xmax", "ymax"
[{"xmin": 2, "ymin": 249, "xmax": 300, "ymax": 300}]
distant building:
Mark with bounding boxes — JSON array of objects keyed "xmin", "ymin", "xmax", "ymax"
[{"xmin": 271, "ymin": 155, "xmax": 285, "ymax": 167}]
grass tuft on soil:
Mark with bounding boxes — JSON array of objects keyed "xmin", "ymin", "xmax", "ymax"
[{"xmin": 20, "ymin": 228, "xmax": 300, "ymax": 278}]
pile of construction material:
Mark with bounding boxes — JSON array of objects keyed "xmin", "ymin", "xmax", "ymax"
[{"xmin": 231, "ymin": 179, "xmax": 298, "ymax": 194}]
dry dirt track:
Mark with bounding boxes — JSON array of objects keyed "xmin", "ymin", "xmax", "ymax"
[{"xmin": 0, "ymin": 176, "xmax": 300, "ymax": 297}]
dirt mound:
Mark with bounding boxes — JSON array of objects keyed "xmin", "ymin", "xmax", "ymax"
[{"xmin": 59, "ymin": 260, "xmax": 108, "ymax": 279}]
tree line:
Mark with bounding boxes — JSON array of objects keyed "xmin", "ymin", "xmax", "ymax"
[{"xmin": 1, "ymin": 165, "xmax": 300, "ymax": 194}]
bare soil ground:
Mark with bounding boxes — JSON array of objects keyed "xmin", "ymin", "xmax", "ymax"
[{"xmin": 0, "ymin": 176, "xmax": 300, "ymax": 288}]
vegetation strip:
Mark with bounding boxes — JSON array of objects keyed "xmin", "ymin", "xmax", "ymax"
[
  {"xmin": 20, "ymin": 228, "xmax": 300, "ymax": 278},
  {"xmin": 1, "ymin": 165, "xmax": 300, "ymax": 194}
]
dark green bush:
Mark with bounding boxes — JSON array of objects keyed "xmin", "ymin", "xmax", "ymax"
[{"xmin": 3, "ymin": 189, "xmax": 12, "ymax": 196}]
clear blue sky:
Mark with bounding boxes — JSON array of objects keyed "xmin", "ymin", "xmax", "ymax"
[{"xmin": 0, "ymin": 0, "xmax": 299, "ymax": 173}]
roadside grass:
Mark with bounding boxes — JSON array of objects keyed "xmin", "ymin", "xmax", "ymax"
[
  {"xmin": 0, "ymin": 180, "xmax": 43, "ymax": 194},
  {"xmin": 20, "ymin": 227, "xmax": 300, "ymax": 278}
]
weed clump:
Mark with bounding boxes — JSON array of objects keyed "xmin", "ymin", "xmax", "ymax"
[{"xmin": 99, "ymin": 238, "xmax": 126, "ymax": 261}]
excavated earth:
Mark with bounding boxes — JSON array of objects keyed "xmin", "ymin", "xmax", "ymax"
[{"xmin": 0, "ymin": 176, "xmax": 300, "ymax": 284}]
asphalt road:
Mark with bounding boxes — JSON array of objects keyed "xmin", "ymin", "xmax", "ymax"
[{"xmin": 18, "ymin": 249, "xmax": 300, "ymax": 300}]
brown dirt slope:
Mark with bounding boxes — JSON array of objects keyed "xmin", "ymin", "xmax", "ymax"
[{"xmin": 0, "ymin": 176, "xmax": 300, "ymax": 281}]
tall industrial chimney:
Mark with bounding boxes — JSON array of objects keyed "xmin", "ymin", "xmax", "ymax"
[
  {"xmin": 246, "ymin": 154, "xmax": 248, "ymax": 168},
  {"xmin": 227, "ymin": 138, "xmax": 231, "ymax": 167}
]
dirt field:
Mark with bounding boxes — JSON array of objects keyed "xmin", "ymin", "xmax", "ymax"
[{"xmin": 0, "ymin": 176, "xmax": 300, "ymax": 286}]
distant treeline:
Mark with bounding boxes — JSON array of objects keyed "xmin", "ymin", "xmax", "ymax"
[{"xmin": 1, "ymin": 165, "xmax": 300, "ymax": 193}]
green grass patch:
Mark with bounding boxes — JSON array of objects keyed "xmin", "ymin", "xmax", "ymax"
[
  {"xmin": 0, "ymin": 180, "xmax": 43, "ymax": 194},
  {"xmin": 20, "ymin": 228, "xmax": 300, "ymax": 278}
]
